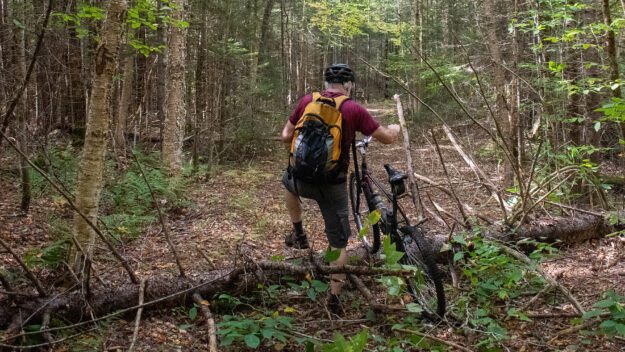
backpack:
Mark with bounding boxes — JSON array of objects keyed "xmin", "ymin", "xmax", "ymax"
[{"xmin": 289, "ymin": 92, "xmax": 349, "ymax": 183}]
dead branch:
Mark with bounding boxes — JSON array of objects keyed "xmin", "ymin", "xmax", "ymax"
[
  {"xmin": 394, "ymin": 327, "xmax": 475, "ymax": 352},
  {"xmin": 441, "ymin": 124, "xmax": 508, "ymax": 220},
  {"xmin": 41, "ymin": 309, "xmax": 53, "ymax": 344},
  {"xmin": 0, "ymin": 0, "xmax": 53, "ymax": 147},
  {"xmin": 0, "ymin": 130, "xmax": 138, "ymax": 283},
  {"xmin": 254, "ymin": 261, "xmax": 413, "ymax": 276},
  {"xmin": 513, "ymin": 173, "xmax": 576, "ymax": 230},
  {"xmin": 192, "ymin": 293, "xmax": 218, "ymax": 352},
  {"xmin": 132, "ymin": 152, "xmax": 186, "ymax": 278},
  {"xmin": 128, "ymin": 278, "xmax": 146, "ymax": 352},
  {"xmin": 393, "ymin": 94, "xmax": 423, "ymax": 219},
  {"xmin": 414, "ymin": 173, "xmax": 494, "ymax": 225},
  {"xmin": 431, "ymin": 201, "xmax": 466, "ymax": 227},
  {"xmin": 542, "ymin": 200, "xmax": 604, "ymax": 217},
  {"xmin": 0, "ymin": 237, "xmax": 47, "ymax": 297},
  {"xmin": 0, "ymin": 272, "xmax": 16, "ymax": 302},
  {"xmin": 431, "ymin": 131, "xmax": 470, "ymax": 228},
  {"xmin": 347, "ymin": 274, "xmax": 393, "ymax": 313},
  {"xmin": 196, "ymin": 245, "xmax": 217, "ymax": 270},
  {"xmin": 0, "ymin": 269, "xmax": 241, "ymax": 337}
]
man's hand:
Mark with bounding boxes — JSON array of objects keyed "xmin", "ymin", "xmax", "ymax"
[
  {"xmin": 388, "ymin": 124, "xmax": 400, "ymax": 135},
  {"xmin": 371, "ymin": 124, "xmax": 400, "ymax": 144}
]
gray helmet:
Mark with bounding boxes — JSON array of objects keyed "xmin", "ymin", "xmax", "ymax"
[{"xmin": 324, "ymin": 64, "xmax": 355, "ymax": 83}]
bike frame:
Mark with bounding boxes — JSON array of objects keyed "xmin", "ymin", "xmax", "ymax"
[{"xmin": 352, "ymin": 137, "xmax": 409, "ymax": 235}]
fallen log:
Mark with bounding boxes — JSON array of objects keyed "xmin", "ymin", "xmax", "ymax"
[
  {"xmin": 0, "ymin": 260, "xmax": 416, "ymax": 336},
  {"xmin": 427, "ymin": 214, "xmax": 621, "ymax": 262},
  {"xmin": 0, "ymin": 269, "xmax": 242, "ymax": 332}
]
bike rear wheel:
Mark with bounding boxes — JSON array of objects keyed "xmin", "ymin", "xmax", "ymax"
[
  {"xmin": 397, "ymin": 226, "xmax": 446, "ymax": 320},
  {"xmin": 349, "ymin": 173, "xmax": 381, "ymax": 253}
]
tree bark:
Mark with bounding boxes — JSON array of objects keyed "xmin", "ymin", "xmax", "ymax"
[
  {"xmin": 482, "ymin": 0, "xmax": 515, "ymax": 186},
  {"xmin": 72, "ymin": 0, "xmax": 127, "ymax": 270},
  {"xmin": 162, "ymin": 0, "xmax": 188, "ymax": 173},
  {"xmin": 115, "ymin": 44, "xmax": 134, "ymax": 156}
]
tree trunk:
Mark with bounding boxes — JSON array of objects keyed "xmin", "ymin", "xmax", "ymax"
[
  {"xmin": 601, "ymin": 0, "xmax": 625, "ymax": 168},
  {"xmin": 482, "ymin": 0, "xmax": 515, "ymax": 186},
  {"xmin": 72, "ymin": 0, "xmax": 127, "ymax": 271},
  {"xmin": 162, "ymin": 0, "xmax": 188, "ymax": 173},
  {"xmin": 115, "ymin": 46, "xmax": 133, "ymax": 156}
]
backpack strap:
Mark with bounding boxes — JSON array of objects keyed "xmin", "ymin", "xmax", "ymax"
[
  {"xmin": 312, "ymin": 92, "xmax": 321, "ymax": 102},
  {"xmin": 333, "ymin": 95, "xmax": 350, "ymax": 110}
]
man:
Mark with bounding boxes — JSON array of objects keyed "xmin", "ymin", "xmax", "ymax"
[{"xmin": 280, "ymin": 63, "xmax": 400, "ymax": 315}]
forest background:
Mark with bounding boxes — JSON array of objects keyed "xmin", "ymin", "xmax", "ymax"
[{"xmin": 1, "ymin": 0, "xmax": 625, "ymax": 351}]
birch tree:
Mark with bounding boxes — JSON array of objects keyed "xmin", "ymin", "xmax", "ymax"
[
  {"xmin": 162, "ymin": 0, "xmax": 188, "ymax": 172},
  {"xmin": 72, "ymin": 0, "xmax": 127, "ymax": 271}
]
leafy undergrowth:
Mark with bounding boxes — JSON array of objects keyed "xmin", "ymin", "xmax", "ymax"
[{"xmin": 1, "ymin": 116, "xmax": 625, "ymax": 351}]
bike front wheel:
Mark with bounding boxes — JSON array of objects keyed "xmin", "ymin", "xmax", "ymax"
[
  {"xmin": 398, "ymin": 226, "xmax": 446, "ymax": 320},
  {"xmin": 349, "ymin": 173, "xmax": 381, "ymax": 253}
]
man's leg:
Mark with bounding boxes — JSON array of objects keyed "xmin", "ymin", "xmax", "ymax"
[
  {"xmin": 282, "ymin": 171, "xmax": 309, "ymax": 249},
  {"xmin": 330, "ymin": 247, "xmax": 348, "ymax": 295},
  {"xmin": 285, "ymin": 189, "xmax": 302, "ymax": 223},
  {"xmin": 316, "ymin": 182, "xmax": 351, "ymax": 315}
]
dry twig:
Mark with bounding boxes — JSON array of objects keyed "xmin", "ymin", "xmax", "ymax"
[
  {"xmin": 128, "ymin": 278, "xmax": 147, "ymax": 352},
  {"xmin": 393, "ymin": 94, "xmax": 423, "ymax": 219},
  {"xmin": 132, "ymin": 152, "xmax": 186, "ymax": 278},
  {"xmin": 192, "ymin": 293, "xmax": 218, "ymax": 352},
  {"xmin": 0, "ymin": 237, "xmax": 47, "ymax": 297},
  {"xmin": 495, "ymin": 243, "xmax": 585, "ymax": 315},
  {"xmin": 394, "ymin": 327, "xmax": 475, "ymax": 352},
  {"xmin": 0, "ymin": 130, "xmax": 138, "ymax": 283}
]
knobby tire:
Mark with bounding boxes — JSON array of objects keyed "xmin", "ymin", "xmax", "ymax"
[{"xmin": 397, "ymin": 226, "xmax": 446, "ymax": 320}]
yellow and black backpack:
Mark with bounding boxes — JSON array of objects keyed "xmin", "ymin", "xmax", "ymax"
[{"xmin": 289, "ymin": 93, "xmax": 349, "ymax": 183}]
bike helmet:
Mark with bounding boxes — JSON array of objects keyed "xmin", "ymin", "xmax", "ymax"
[{"xmin": 324, "ymin": 64, "xmax": 355, "ymax": 83}]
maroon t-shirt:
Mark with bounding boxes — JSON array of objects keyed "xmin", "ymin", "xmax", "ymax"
[{"xmin": 289, "ymin": 91, "xmax": 380, "ymax": 173}]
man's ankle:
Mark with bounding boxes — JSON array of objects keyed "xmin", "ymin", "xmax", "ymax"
[{"xmin": 293, "ymin": 221, "xmax": 304, "ymax": 236}]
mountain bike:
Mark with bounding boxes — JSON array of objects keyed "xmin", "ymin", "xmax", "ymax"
[{"xmin": 349, "ymin": 136, "xmax": 446, "ymax": 319}]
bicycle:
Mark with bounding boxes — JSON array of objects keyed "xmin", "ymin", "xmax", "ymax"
[{"xmin": 349, "ymin": 135, "xmax": 446, "ymax": 320}]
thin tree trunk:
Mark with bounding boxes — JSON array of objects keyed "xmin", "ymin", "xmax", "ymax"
[
  {"xmin": 162, "ymin": 0, "xmax": 188, "ymax": 173},
  {"xmin": 601, "ymin": 0, "xmax": 625, "ymax": 169},
  {"xmin": 115, "ymin": 49, "xmax": 133, "ymax": 157},
  {"xmin": 72, "ymin": 0, "xmax": 127, "ymax": 271},
  {"xmin": 482, "ymin": 0, "xmax": 514, "ymax": 185}
]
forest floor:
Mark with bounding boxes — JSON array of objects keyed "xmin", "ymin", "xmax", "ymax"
[{"xmin": 1, "ymin": 102, "xmax": 625, "ymax": 351}]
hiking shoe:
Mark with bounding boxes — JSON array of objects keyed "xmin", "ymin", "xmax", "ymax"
[
  {"xmin": 328, "ymin": 294, "xmax": 344, "ymax": 316},
  {"xmin": 285, "ymin": 231, "xmax": 309, "ymax": 249}
]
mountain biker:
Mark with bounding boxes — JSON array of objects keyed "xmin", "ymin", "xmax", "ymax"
[{"xmin": 280, "ymin": 63, "xmax": 400, "ymax": 315}]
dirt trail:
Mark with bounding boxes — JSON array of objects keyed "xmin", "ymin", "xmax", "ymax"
[{"xmin": 1, "ymin": 102, "xmax": 624, "ymax": 350}]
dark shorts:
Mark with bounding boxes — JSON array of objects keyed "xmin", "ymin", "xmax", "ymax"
[{"xmin": 282, "ymin": 171, "xmax": 351, "ymax": 248}]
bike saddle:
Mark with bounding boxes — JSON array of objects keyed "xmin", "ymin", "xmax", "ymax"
[{"xmin": 384, "ymin": 164, "xmax": 407, "ymax": 184}]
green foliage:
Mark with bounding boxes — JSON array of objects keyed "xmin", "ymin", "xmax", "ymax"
[
  {"xmin": 287, "ymin": 279, "xmax": 329, "ymax": 301},
  {"xmin": 358, "ymin": 209, "xmax": 381, "ymax": 239},
  {"xmin": 126, "ymin": 0, "xmax": 187, "ymax": 57},
  {"xmin": 23, "ymin": 240, "xmax": 70, "ymax": 269},
  {"xmin": 377, "ymin": 237, "xmax": 406, "ymax": 296},
  {"xmin": 324, "ymin": 248, "xmax": 341, "ymax": 263},
  {"xmin": 53, "ymin": 3, "xmax": 105, "ymax": 39},
  {"xmin": 101, "ymin": 151, "xmax": 188, "ymax": 240},
  {"xmin": 30, "ymin": 146, "xmax": 79, "ymax": 197},
  {"xmin": 583, "ymin": 291, "xmax": 625, "ymax": 337},
  {"xmin": 451, "ymin": 231, "xmax": 548, "ymax": 347},
  {"xmin": 596, "ymin": 98, "xmax": 625, "ymax": 142},
  {"xmin": 382, "ymin": 236, "xmax": 403, "ymax": 266},
  {"xmin": 320, "ymin": 329, "xmax": 369, "ymax": 352},
  {"xmin": 216, "ymin": 312, "xmax": 293, "ymax": 349}
]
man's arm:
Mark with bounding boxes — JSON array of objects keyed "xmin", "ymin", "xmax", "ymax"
[
  {"xmin": 371, "ymin": 124, "xmax": 400, "ymax": 144},
  {"xmin": 281, "ymin": 121, "xmax": 295, "ymax": 144}
]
